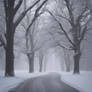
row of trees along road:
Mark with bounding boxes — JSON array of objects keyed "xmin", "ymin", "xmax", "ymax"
[
  {"xmin": 46, "ymin": 0, "xmax": 92, "ymax": 74},
  {"xmin": 0, "ymin": 0, "xmax": 92, "ymax": 76},
  {"xmin": 20, "ymin": 0, "xmax": 48, "ymax": 73},
  {"xmin": 0, "ymin": 0, "xmax": 48, "ymax": 76}
]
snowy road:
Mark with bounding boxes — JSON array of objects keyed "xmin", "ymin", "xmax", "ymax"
[
  {"xmin": 0, "ymin": 71, "xmax": 92, "ymax": 92},
  {"xmin": 8, "ymin": 73, "xmax": 79, "ymax": 92}
]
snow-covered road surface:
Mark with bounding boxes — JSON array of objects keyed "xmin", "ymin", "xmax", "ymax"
[
  {"xmin": 8, "ymin": 73, "xmax": 79, "ymax": 92},
  {"xmin": 0, "ymin": 71, "xmax": 92, "ymax": 92}
]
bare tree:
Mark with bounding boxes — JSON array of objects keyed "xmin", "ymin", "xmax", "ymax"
[
  {"xmin": 3, "ymin": 0, "xmax": 41, "ymax": 76},
  {"xmin": 46, "ymin": 0, "xmax": 91, "ymax": 74},
  {"xmin": 21, "ymin": 0, "xmax": 48, "ymax": 72}
]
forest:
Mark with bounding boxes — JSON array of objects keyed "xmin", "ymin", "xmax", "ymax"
[{"xmin": 0, "ymin": 0, "xmax": 92, "ymax": 77}]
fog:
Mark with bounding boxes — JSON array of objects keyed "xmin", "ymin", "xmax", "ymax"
[{"xmin": 0, "ymin": 0, "xmax": 92, "ymax": 75}]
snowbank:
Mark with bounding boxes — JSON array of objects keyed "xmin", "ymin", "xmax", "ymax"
[{"xmin": 61, "ymin": 71, "xmax": 92, "ymax": 92}]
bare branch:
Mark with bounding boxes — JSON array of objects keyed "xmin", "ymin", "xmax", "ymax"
[
  {"xmin": 46, "ymin": 9, "xmax": 75, "ymax": 47},
  {"xmin": 48, "ymin": 30, "xmax": 72, "ymax": 50},
  {"xmin": 24, "ymin": 43, "xmax": 42, "ymax": 55},
  {"xmin": 56, "ymin": 13, "xmax": 71, "ymax": 23},
  {"xmin": 22, "ymin": 0, "xmax": 48, "ymax": 55},
  {"xmin": 26, "ymin": 0, "xmax": 48, "ymax": 35},
  {"xmin": 14, "ymin": 0, "xmax": 40, "ymax": 28},
  {"xmin": 79, "ymin": 26, "xmax": 87, "ymax": 43},
  {"xmin": 64, "ymin": 0, "xmax": 75, "ymax": 26},
  {"xmin": 21, "ymin": 22, "xmax": 27, "ymax": 31},
  {"xmin": 14, "ymin": 0, "xmax": 23, "ymax": 15},
  {"xmin": 56, "ymin": 42, "xmax": 73, "ymax": 50},
  {"xmin": 77, "ymin": 6, "xmax": 88, "ymax": 24},
  {"xmin": 0, "ymin": 34, "xmax": 6, "ymax": 49},
  {"xmin": 3, "ymin": 0, "xmax": 8, "ymax": 17}
]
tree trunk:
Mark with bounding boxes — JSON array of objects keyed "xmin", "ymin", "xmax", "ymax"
[
  {"xmin": 39, "ymin": 52, "xmax": 44, "ymax": 72},
  {"xmin": 4, "ymin": 1, "xmax": 15, "ymax": 76},
  {"xmin": 73, "ymin": 50, "xmax": 80, "ymax": 74},
  {"xmin": 39, "ymin": 60, "xmax": 43, "ymax": 72},
  {"xmin": 27, "ymin": 53, "xmax": 34, "ymax": 73},
  {"xmin": 66, "ymin": 65, "xmax": 71, "ymax": 72},
  {"xmin": 43, "ymin": 60, "xmax": 47, "ymax": 72},
  {"xmin": 63, "ymin": 49, "xmax": 71, "ymax": 72},
  {"xmin": 5, "ymin": 28, "xmax": 15, "ymax": 76}
]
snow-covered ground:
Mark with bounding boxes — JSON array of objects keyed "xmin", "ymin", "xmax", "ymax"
[
  {"xmin": 61, "ymin": 71, "xmax": 92, "ymax": 92},
  {"xmin": 0, "ymin": 71, "xmax": 92, "ymax": 92}
]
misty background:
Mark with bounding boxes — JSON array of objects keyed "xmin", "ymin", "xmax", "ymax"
[{"xmin": 0, "ymin": 0, "xmax": 92, "ymax": 74}]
